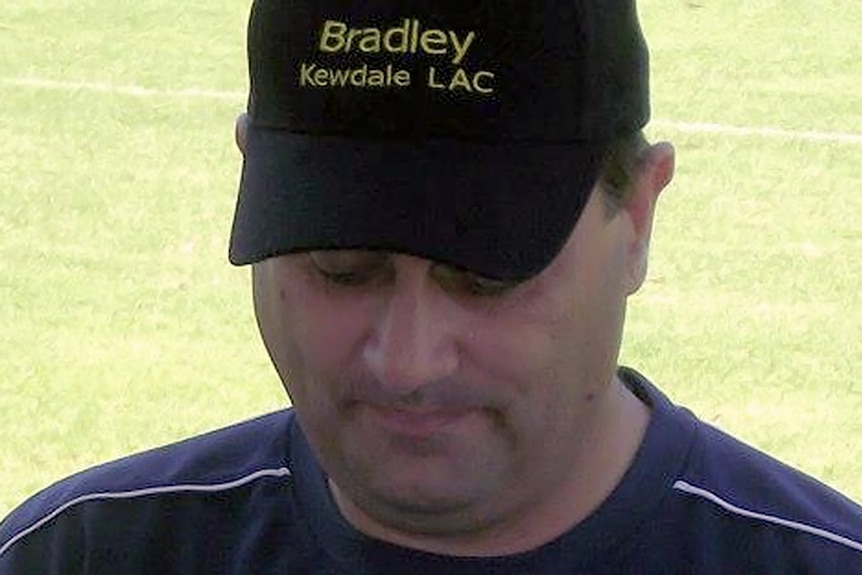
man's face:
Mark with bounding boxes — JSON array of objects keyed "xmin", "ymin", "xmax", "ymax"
[{"xmin": 251, "ymin": 159, "xmax": 670, "ymax": 552}]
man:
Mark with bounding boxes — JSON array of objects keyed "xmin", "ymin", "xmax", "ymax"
[{"xmin": 2, "ymin": 0, "xmax": 861, "ymax": 572}]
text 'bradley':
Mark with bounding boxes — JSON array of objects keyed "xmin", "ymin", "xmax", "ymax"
[{"xmin": 318, "ymin": 19, "xmax": 477, "ymax": 65}]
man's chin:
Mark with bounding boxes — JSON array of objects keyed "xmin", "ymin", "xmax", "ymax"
[{"xmin": 336, "ymin": 478, "xmax": 496, "ymax": 538}]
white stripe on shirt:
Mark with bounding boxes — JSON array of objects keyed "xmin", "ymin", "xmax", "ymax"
[
  {"xmin": 0, "ymin": 466, "xmax": 292, "ymax": 559},
  {"xmin": 673, "ymin": 479, "xmax": 862, "ymax": 554}
]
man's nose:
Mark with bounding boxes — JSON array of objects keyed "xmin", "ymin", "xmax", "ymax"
[{"xmin": 362, "ymin": 271, "xmax": 460, "ymax": 395}]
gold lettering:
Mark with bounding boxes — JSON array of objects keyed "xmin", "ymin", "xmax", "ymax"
[
  {"xmin": 382, "ymin": 20, "xmax": 410, "ymax": 53},
  {"xmin": 299, "ymin": 62, "xmax": 317, "ymax": 86},
  {"xmin": 420, "ymin": 30, "xmax": 447, "ymax": 56},
  {"xmin": 318, "ymin": 19, "xmax": 478, "ymax": 66},
  {"xmin": 367, "ymin": 69, "xmax": 385, "ymax": 87},
  {"xmin": 319, "ymin": 21, "xmax": 347, "ymax": 53},
  {"xmin": 449, "ymin": 31, "xmax": 476, "ymax": 65},
  {"xmin": 427, "ymin": 67, "xmax": 495, "ymax": 94},
  {"xmin": 349, "ymin": 66, "xmax": 366, "ymax": 85},
  {"xmin": 359, "ymin": 28, "xmax": 380, "ymax": 53},
  {"xmin": 393, "ymin": 69, "xmax": 410, "ymax": 87},
  {"xmin": 314, "ymin": 68, "xmax": 330, "ymax": 85},
  {"xmin": 473, "ymin": 71, "xmax": 495, "ymax": 93},
  {"xmin": 299, "ymin": 62, "xmax": 412, "ymax": 90},
  {"xmin": 330, "ymin": 67, "xmax": 350, "ymax": 86},
  {"xmin": 449, "ymin": 68, "xmax": 473, "ymax": 91},
  {"xmin": 357, "ymin": 29, "xmax": 381, "ymax": 53},
  {"xmin": 345, "ymin": 28, "xmax": 364, "ymax": 52},
  {"xmin": 427, "ymin": 66, "xmax": 446, "ymax": 89}
]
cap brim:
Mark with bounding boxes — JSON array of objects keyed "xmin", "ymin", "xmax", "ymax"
[{"xmin": 229, "ymin": 126, "xmax": 604, "ymax": 281}]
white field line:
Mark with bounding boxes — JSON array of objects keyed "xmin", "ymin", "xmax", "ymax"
[
  {"xmin": 1, "ymin": 76, "xmax": 244, "ymax": 101},
  {"xmin": 3, "ymin": 75, "xmax": 862, "ymax": 145},
  {"xmin": 651, "ymin": 119, "xmax": 862, "ymax": 145}
]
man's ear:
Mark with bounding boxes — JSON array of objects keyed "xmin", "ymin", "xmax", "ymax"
[
  {"xmin": 623, "ymin": 141, "xmax": 675, "ymax": 295},
  {"xmin": 235, "ymin": 113, "xmax": 250, "ymax": 156}
]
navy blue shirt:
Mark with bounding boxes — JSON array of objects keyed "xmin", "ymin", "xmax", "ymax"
[{"xmin": 3, "ymin": 368, "xmax": 862, "ymax": 573}]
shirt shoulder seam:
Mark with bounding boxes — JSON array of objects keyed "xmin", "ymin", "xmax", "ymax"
[
  {"xmin": 0, "ymin": 465, "xmax": 292, "ymax": 560},
  {"xmin": 673, "ymin": 479, "xmax": 862, "ymax": 555}
]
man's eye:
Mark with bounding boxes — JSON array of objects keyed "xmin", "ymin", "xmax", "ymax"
[
  {"xmin": 308, "ymin": 251, "xmax": 388, "ymax": 287},
  {"xmin": 316, "ymin": 269, "xmax": 370, "ymax": 286},
  {"xmin": 434, "ymin": 266, "xmax": 519, "ymax": 298},
  {"xmin": 461, "ymin": 275, "xmax": 518, "ymax": 297}
]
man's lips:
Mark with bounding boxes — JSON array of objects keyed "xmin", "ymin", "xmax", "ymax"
[{"xmin": 361, "ymin": 404, "xmax": 477, "ymax": 438}]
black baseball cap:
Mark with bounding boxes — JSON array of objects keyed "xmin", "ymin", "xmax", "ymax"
[{"xmin": 229, "ymin": 0, "xmax": 650, "ymax": 280}]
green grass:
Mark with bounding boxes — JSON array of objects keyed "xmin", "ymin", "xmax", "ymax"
[
  {"xmin": 1, "ymin": 0, "xmax": 861, "ymax": 517},
  {"xmin": 631, "ymin": 0, "xmax": 862, "ymax": 498}
]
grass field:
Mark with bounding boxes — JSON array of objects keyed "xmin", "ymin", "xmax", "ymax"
[{"xmin": 1, "ymin": 0, "xmax": 861, "ymax": 519}]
